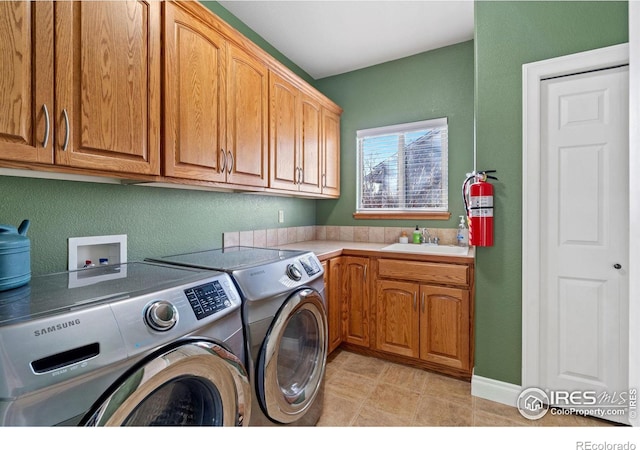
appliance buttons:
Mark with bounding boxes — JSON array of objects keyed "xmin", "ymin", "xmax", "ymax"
[{"xmin": 145, "ymin": 300, "xmax": 178, "ymax": 332}]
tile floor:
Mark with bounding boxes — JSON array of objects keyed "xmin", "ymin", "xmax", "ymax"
[{"xmin": 317, "ymin": 349, "xmax": 616, "ymax": 427}]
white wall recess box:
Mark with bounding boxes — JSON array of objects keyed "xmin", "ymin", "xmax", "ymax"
[{"xmin": 68, "ymin": 234, "xmax": 127, "ymax": 271}]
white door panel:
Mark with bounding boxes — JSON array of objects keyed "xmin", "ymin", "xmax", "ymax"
[{"xmin": 540, "ymin": 66, "xmax": 628, "ymax": 423}]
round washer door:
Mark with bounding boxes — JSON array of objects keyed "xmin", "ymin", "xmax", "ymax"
[
  {"xmin": 82, "ymin": 341, "xmax": 250, "ymax": 426},
  {"xmin": 257, "ymin": 288, "xmax": 327, "ymax": 423}
]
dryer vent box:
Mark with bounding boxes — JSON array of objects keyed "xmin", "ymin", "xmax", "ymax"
[{"xmin": 68, "ymin": 234, "xmax": 127, "ymax": 271}]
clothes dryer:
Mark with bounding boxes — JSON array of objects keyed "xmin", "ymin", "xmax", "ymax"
[
  {"xmin": 148, "ymin": 246, "xmax": 327, "ymax": 426},
  {"xmin": 0, "ymin": 262, "xmax": 250, "ymax": 426}
]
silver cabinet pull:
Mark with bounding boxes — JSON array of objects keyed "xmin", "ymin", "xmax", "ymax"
[
  {"xmin": 42, "ymin": 104, "xmax": 50, "ymax": 148},
  {"xmin": 227, "ymin": 150, "xmax": 234, "ymax": 174},
  {"xmin": 220, "ymin": 148, "xmax": 226, "ymax": 173},
  {"xmin": 299, "ymin": 167, "xmax": 304, "ymax": 184},
  {"xmin": 421, "ymin": 292, "xmax": 425, "ymax": 313},
  {"xmin": 363, "ymin": 264, "xmax": 367, "ymax": 281},
  {"xmin": 62, "ymin": 109, "xmax": 70, "ymax": 151},
  {"xmin": 413, "ymin": 292, "xmax": 417, "ymax": 311},
  {"xmin": 322, "ymin": 173, "xmax": 326, "ymax": 188}
]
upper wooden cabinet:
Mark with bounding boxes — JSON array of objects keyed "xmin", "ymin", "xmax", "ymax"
[
  {"xmin": 269, "ymin": 71, "xmax": 322, "ymax": 194},
  {"xmin": 269, "ymin": 70, "xmax": 341, "ymax": 197},
  {"xmin": 163, "ymin": 1, "xmax": 226, "ymax": 182},
  {"xmin": 226, "ymin": 44, "xmax": 269, "ymax": 187},
  {"xmin": 54, "ymin": 1, "xmax": 161, "ymax": 175},
  {"xmin": 0, "ymin": 0, "xmax": 339, "ymax": 196},
  {"xmin": 321, "ymin": 107, "xmax": 341, "ymax": 197},
  {"xmin": 0, "ymin": 1, "xmax": 54, "ymax": 164}
]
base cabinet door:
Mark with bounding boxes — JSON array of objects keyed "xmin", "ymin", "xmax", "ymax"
[
  {"xmin": 325, "ymin": 258, "xmax": 343, "ymax": 354},
  {"xmin": 419, "ymin": 285, "xmax": 470, "ymax": 371},
  {"xmin": 343, "ymin": 257, "xmax": 369, "ymax": 347},
  {"xmin": 375, "ymin": 280, "xmax": 419, "ymax": 358}
]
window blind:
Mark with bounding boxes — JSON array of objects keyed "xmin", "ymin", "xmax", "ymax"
[{"xmin": 356, "ymin": 118, "xmax": 448, "ymax": 212}]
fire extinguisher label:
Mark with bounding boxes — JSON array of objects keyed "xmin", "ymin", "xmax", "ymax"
[
  {"xmin": 469, "ymin": 208, "xmax": 494, "ymax": 217},
  {"xmin": 470, "ymin": 196, "xmax": 493, "ymax": 208}
]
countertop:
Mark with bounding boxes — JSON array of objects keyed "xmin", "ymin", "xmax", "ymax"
[{"xmin": 276, "ymin": 240, "xmax": 475, "ymax": 262}]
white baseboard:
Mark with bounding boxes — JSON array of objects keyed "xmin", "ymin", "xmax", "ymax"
[{"xmin": 471, "ymin": 373, "xmax": 522, "ymax": 407}]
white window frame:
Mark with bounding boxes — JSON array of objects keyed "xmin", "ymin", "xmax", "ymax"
[{"xmin": 356, "ymin": 117, "xmax": 449, "ymax": 216}]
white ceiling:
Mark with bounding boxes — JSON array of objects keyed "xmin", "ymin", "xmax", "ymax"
[{"xmin": 218, "ymin": 1, "xmax": 475, "ymax": 79}]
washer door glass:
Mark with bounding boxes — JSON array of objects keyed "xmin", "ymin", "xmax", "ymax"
[
  {"xmin": 258, "ymin": 288, "xmax": 327, "ymax": 423},
  {"xmin": 82, "ymin": 341, "xmax": 250, "ymax": 426}
]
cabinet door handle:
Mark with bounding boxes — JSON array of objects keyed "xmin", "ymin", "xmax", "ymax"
[
  {"xmin": 299, "ymin": 167, "xmax": 304, "ymax": 184},
  {"xmin": 227, "ymin": 150, "xmax": 234, "ymax": 174},
  {"xmin": 42, "ymin": 104, "xmax": 50, "ymax": 148},
  {"xmin": 61, "ymin": 109, "xmax": 70, "ymax": 151},
  {"xmin": 413, "ymin": 292, "xmax": 417, "ymax": 311},
  {"xmin": 363, "ymin": 264, "xmax": 367, "ymax": 281},
  {"xmin": 220, "ymin": 149, "xmax": 226, "ymax": 173},
  {"xmin": 421, "ymin": 292, "xmax": 425, "ymax": 313},
  {"xmin": 322, "ymin": 173, "xmax": 326, "ymax": 188}
]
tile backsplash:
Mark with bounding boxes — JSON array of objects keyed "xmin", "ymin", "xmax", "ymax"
[{"xmin": 223, "ymin": 225, "xmax": 458, "ymax": 248}]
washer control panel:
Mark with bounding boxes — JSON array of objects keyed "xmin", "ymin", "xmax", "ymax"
[{"xmin": 185, "ymin": 280, "xmax": 232, "ymax": 320}]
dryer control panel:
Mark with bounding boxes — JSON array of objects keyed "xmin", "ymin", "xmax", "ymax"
[{"xmin": 185, "ymin": 281, "xmax": 232, "ymax": 320}]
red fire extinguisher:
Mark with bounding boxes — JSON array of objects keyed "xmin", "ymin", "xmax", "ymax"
[{"xmin": 462, "ymin": 170, "xmax": 497, "ymax": 247}]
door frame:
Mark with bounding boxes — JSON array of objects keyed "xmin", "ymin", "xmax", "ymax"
[{"xmin": 521, "ymin": 43, "xmax": 629, "ymax": 391}]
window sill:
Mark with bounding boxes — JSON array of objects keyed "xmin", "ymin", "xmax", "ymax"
[{"xmin": 353, "ymin": 211, "xmax": 451, "ymax": 220}]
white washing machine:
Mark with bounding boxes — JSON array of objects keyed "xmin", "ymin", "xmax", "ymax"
[
  {"xmin": 148, "ymin": 246, "xmax": 327, "ymax": 426},
  {"xmin": 0, "ymin": 262, "xmax": 250, "ymax": 426}
]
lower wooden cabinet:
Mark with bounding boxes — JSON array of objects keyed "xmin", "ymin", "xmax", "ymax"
[
  {"xmin": 376, "ymin": 280, "xmax": 470, "ymax": 371},
  {"xmin": 323, "ymin": 252, "xmax": 473, "ymax": 379},
  {"xmin": 323, "ymin": 258, "xmax": 343, "ymax": 354},
  {"xmin": 342, "ymin": 256, "xmax": 370, "ymax": 348}
]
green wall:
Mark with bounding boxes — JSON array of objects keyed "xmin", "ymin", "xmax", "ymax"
[
  {"xmin": 315, "ymin": 40, "xmax": 475, "ymax": 229},
  {"xmin": 0, "ymin": 177, "xmax": 315, "ymax": 275},
  {"xmin": 474, "ymin": 1, "xmax": 628, "ymax": 384}
]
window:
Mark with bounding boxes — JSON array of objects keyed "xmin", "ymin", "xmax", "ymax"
[{"xmin": 356, "ymin": 118, "xmax": 448, "ymax": 217}]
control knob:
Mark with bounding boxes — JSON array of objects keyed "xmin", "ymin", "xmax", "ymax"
[
  {"xmin": 286, "ymin": 263, "xmax": 302, "ymax": 281},
  {"xmin": 145, "ymin": 300, "xmax": 178, "ymax": 332}
]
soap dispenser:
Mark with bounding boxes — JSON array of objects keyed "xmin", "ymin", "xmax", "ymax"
[
  {"xmin": 412, "ymin": 225, "xmax": 421, "ymax": 244},
  {"xmin": 457, "ymin": 216, "xmax": 469, "ymax": 247}
]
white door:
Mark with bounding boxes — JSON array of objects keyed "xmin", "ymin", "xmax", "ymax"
[{"xmin": 539, "ymin": 66, "xmax": 629, "ymax": 423}]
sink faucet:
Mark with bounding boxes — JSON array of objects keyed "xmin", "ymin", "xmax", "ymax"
[{"xmin": 421, "ymin": 228, "xmax": 439, "ymax": 245}]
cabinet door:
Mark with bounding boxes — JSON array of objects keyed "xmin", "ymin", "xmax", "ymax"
[
  {"xmin": 163, "ymin": 2, "xmax": 226, "ymax": 182},
  {"xmin": 299, "ymin": 94, "xmax": 322, "ymax": 194},
  {"xmin": 420, "ymin": 285, "xmax": 470, "ymax": 371},
  {"xmin": 0, "ymin": 1, "xmax": 53, "ymax": 164},
  {"xmin": 226, "ymin": 44, "xmax": 268, "ymax": 187},
  {"xmin": 376, "ymin": 280, "xmax": 420, "ymax": 358},
  {"xmin": 54, "ymin": 1, "xmax": 161, "ymax": 175},
  {"xmin": 327, "ymin": 257, "xmax": 344, "ymax": 354},
  {"xmin": 321, "ymin": 107, "xmax": 340, "ymax": 197},
  {"xmin": 342, "ymin": 257, "xmax": 370, "ymax": 347},
  {"xmin": 269, "ymin": 71, "xmax": 299, "ymax": 190}
]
